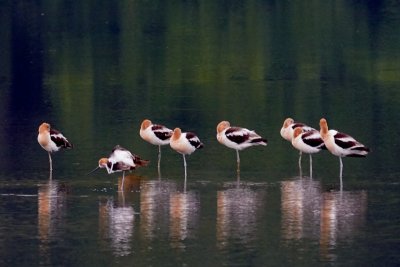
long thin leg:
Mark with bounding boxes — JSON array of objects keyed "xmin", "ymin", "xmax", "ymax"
[
  {"xmin": 339, "ymin": 157, "xmax": 343, "ymax": 191},
  {"xmin": 236, "ymin": 170, "xmax": 240, "ymax": 188},
  {"xmin": 157, "ymin": 146, "xmax": 162, "ymax": 179},
  {"xmin": 48, "ymin": 152, "xmax": 53, "ymax": 172},
  {"xmin": 158, "ymin": 145, "xmax": 161, "ymax": 170},
  {"xmin": 121, "ymin": 171, "xmax": 125, "ymax": 191},
  {"xmin": 298, "ymin": 151, "xmax": 303, "ymax": 178},
  {"xmin": 183, "ymin": 154, "xmax": 187, "ymax": 180},
  {"xmin": 236, "ymin": 150, "xmax": 240, "ymax": 174},
  {"xmin": 298, "ymin": 151, "xmax": 302, "ymax": 170},
  {"xmin": 309, "ymin": 154, "xmax": 313, "ymax": 179},
  {"xmin": 183, "ymin": 154, "xmax": 187, "ymax": 192}
]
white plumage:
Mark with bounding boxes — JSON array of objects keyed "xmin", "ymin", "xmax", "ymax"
[
  {"xmin": 216, "ymin": 121, "xmax": 267, "ymax": 173},
  {"xmin": 280, "ymin": 117, "xmax": 315, "ymax": 142},
  {"xmin": 319, "ymin": 118, "xmax": 370, "ymax": 188},
  {"xmin": 291, "ymin": 127, "xmax": 326, "ymax": 177},
  {"xmin": 170, "ymin": 128, "xmax": 203, "ymax": 179}
]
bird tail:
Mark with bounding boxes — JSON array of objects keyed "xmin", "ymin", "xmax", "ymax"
[
  {"xmin": 65, "ymin": 141, "xmax": 73, "ymax": 149},
  {"xmin": 348, "ymin": 146, "xmax": 370, "ymax": 157},
  {"xmin": 134, "ymin": 157, "xmax": 150, "ymax": 167},
  {"xmin": 251, "ymin": 138, "xmax": 268, "ymax": 146}
]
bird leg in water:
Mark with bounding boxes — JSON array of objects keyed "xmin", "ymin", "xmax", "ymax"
[
  {"xmin": 298, "ymin": 151, "xmax": 302, "ymax": 172},
  {"xmin": 236, "ymin": 150, "xmax": 241, "ymax": 174},
  {"xmin": 158, "ymin": 145, "xmax": 162, "ymax": 171},
  {"xmin": 339, "ymin": 157, "xmax": 343, "ymax": 191},
  {"xmin": 48, "ymin": 152, "xmax": 53, "ymax": 172},
  {"xmin": 183, "ymin": 154, "xmax": 187, "ymax": 181},
  {"xmin": 120, "ymin": 171, "xmax": 125, "ymax": 191}
]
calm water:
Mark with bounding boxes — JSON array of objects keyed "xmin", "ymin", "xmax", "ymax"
[{"xmin": 1, "ymin": 0, "xmax": 400, "ymax": 266}]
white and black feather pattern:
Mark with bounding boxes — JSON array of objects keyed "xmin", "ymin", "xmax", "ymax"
[
  {"xmin": 332, "ymin": 131, "xmax": 369, "ymax": 157},
  {"xmin": 186, "ymin": 132, "xmax": 204, "ymax": 149},
  {"xmin": 152, "ymin": 124, "xmax": 173, "ymax": 141},
  {"xmin": 50, "ymin": 128, "xmax": 73, "ymax": 149},
  {"xmin": 106, "ymin": 145, "xmax": 149, "ymax": 172},
  {"xmin": 108, "ymin": 145, "xmax": 136, "ymax": 171},
  {"xmin": 225, "ymin": 127, "xmax": 251, "ymax": 144},
  {"xmin": 292, "ymin": 129, "xmax": 326, "ymax": 155},
  {"xmin": 291, "ymin": 123, "xmax": 314, "ymax": 132},
  {"xmin": 280, "ymin": 119, "xmax": 315, "ymax": 142},
  {"xmin": 218, "ymin": 126, "xmax": 267, "ymax": 151},
  {"xmin": 170, "ymin": 128, "xmax": 203, "ymax": 156},
  {"xmin": 324, "ymin": 129, "xmax": 370, "ymax": 158},
  {"xmin": 301, "ymin": 130, "xmax": 326, "ymax": 150}
]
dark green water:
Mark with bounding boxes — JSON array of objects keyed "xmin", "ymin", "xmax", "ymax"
[{"xmin": 0, "ymin": 1, "xmax": 400, "ymax": 266}]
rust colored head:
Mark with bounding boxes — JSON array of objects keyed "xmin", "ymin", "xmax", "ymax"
[
  {"xmin": 141, "ymin": 119, "xmax": 152, "ymax": 130},
  {"xmin": 217, "ymin": 121, "xmax": 230, "ymax": 133}
]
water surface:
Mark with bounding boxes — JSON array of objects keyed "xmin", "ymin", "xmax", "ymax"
[{"xmin": 0, "ymin": 1, "xmax": 399, "ymax": 266}]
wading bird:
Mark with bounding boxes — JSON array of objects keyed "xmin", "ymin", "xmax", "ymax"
[
  {"xmin": 140, "ymin": 119, "xmax": 173, "ymax": 172},
  {"xmin": 319, "ymin": 118, "xmax": 369, "ymax": 189},
  {"xmin": 216, "ymin": 121, "xmax": 267, "ymax": 174},
  {"xmin": 291, "ymin": 127, "xmax": 326, "ymax": 177},
  {"xmin": 89, "ymin": 145, "xmax": 149, "ymax": 191},
  {"xmin": 280, "ymin": 118, "xmax": 315, "ymax": 169},
  {"xmin": 169, "ymin": 128, "xmax": 203, "ymax": 181},
  {"xmin": 37, "ymin": 122, "xmax": 72, "ymax": 175}
]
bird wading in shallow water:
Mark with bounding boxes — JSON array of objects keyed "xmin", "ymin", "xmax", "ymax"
[
  {"xmin": 89, "ymin": 145, "xmax": 149, "ymax": 191},
  {"xmin": 169, "ymin": 128, "xmax": 203, "ymax": 184},
  {"xmin": 280, "ymin": 118, "xmax": 315, "ymax": 169},
  {"xmin": 216, "ymin": 121, "xmax": 267, "ymax": 175},
  {"xmin": 319, "ymin": 118, "xmax": 370, "ymax": 189},
  {"xmin": 291, "ymin": 127, "xmax": 326, "ymax": 178},
  {"xmin": 140, "ymin": 119, "xmax": 173, "ymax": 174},
  {"xmin": 37, "ymin": 122, "xmax": 73, "ymax": 176}
]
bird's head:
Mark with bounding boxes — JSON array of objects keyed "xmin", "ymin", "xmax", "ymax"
[
  {"xmin": 38, "ymin": 122, "xmax": 50, "ymax": 133},
  {"xmin": 282, "ymin": 118, "xmax": 294, "ymax": 129},
  {"xmin": 216, "ymin": 121, "xmax": 230, "ymax": 133},
  {"xmin": 141, "ymin": 119, "xmax": 152, "ymax": 130},
  {"xmin": 293, "ymin": 127, "xmax": 303, "ymax": 139},
  {"xmin": 171, "ymin": 128, "xmax": 182, "ymax": 141},
  {"xmin": 98, "ymin": 158, "xmax": 109, "ymax": 168},
  {"xmin": 319, "ymin": 118, "xmax": 329, "ymax": 137}
]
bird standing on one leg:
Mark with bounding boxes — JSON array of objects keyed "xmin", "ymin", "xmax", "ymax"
[
  {"xmin": 169, "ymin": 128, "xmax": 203, "ymax": 184},
  {"xmin": 37, "ymin": 122, "xmax": 73, "ymax": 176},
  {"xmin": 216, "ymin": 121, "xmax": 267, "ymax": 175},
  {"xmin": 319, "ymin": 118, "xmax": 370, "ymax": 189},
  {"xmin": 139, "ymin": 119, "xmax": 173, "ymax": 175}
]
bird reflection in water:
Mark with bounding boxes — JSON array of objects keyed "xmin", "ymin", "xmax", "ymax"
[
  {"xmin": 216, "ymin": 182, "xmax": 266, "ymax": 250},
  {"xmin": 98, "ymin": 174, "xmax": 141, "ymax": 257},
  {"xmin": 38, "ymin": 180, "xmax": 68, "ymax": 266},
  {"xmin": 169, "ymin": 190, "xmax": 200, "ymax": 250},
  {"xmin": 280, "ymin": 178, "xmax": 322, "ymax": 242},
  {"xmin": 319, "ymin": 190, "xmax": 367, "ymax": 262},
  {"xmin": 140, "ymin": 179, "xmax": 177, "ymax": 240},
  {"xmin": 280, "ymin": 177, "xmax": 368, "ymax": 261}
]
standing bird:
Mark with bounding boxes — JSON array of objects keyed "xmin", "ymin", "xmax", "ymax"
[
  {"xmin": 319, "ymin": 118, "xmax": 370, "ymax": 188},
  {"xmin": 169, "ymin": 128, "xmax": 203, "ymax": 181},
  {"xmin": 139, "ymin": 119, "xmax": 173, "ymax": 172},
  {"xmin": 37, "ymin": 122, "xmax": 73, "ymax": 175},
  {"xmin": 280, "ymin": 118, "xmax": 314, "ymax": 142},
  {"xmin": 89, "ymin": 145, "xmax": 149, "ymax": 191},
  {"xmin": 216, "ymin": 121, "xmax": 267, "ymax": 173},
  {"xmin": 280, "ymin": 118, "xmax": 315, "ymax": 169},
  {"xmin": 291, "ymin": 127, "xmax": 326, "ymax": 177}
]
